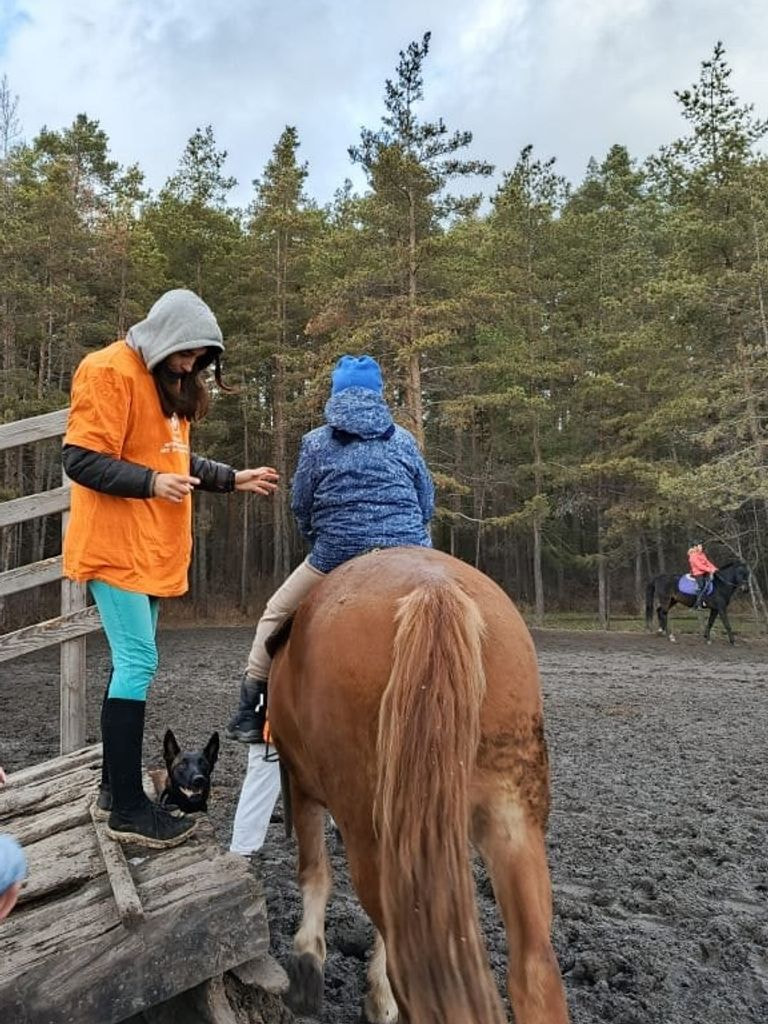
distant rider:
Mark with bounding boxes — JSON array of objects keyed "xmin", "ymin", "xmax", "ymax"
[{"xmin": 687, "ymin": 542, "xmax": 717, "ymax": 609}]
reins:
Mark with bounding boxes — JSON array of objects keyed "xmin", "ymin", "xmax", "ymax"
[{"xmin": 714, "ymin": 570, "xmax": 746, "ymax": 590}]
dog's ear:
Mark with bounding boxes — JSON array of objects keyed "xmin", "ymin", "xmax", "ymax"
[
  {"xmin": 163, "ymin": 728, "xmax": 180, "ymax": 765},
  {"xmin": 147, "ymin": 767, "xmax": 169, "ymax": 798},
  {"xmin": 203, "ymin": 731, "xmax": 220, "ymax": 770}
]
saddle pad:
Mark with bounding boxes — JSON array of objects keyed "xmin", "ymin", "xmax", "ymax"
[{"xmin": 677, "ymin": 574, "xmax": 713, "ymax": 597}]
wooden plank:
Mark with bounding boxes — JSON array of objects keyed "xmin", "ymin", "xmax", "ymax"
[
  {"xmin": 1, "ymin": 744, "xmax": 102, "ymax": 788},
  {"xmin": 60, "ymin": 501, "xmax": 88, "ymax": 753},
  {"xmin": 9, "ymin": 794, "xmax": 92, "ymax": 846},
  {"xmin": 90, "ymin": 804, "xmax": 145, "ymax": 928},
  {"xmin": 0, "ymin": 764, "xmax": 102, "ymax": 823},
  {"xmin": 0, "ymin": 605, "xmax": 101, "ymax": 663},
  {"xmin": 139, "ymin": 980, "xmax": 230, "ymax": 1024},
  {"xmin": 0, "ymin": 407, "xmax": 69, "ymax": 451},
  {"xmin": 1, "ymin": 852, "xmax": 269, "ymax": 1024},
  {"xmin": 17, "ymin": 821, "xmax": 103, "ymax": 906},
  {"xmin": 0, "ymin": 745, "xmax": 271, "ymax": 1024},
  {"xmin": 184, "ymin": 976, "xmax": 239, "ymax": 1024},
  {"xmin": 2, "ymin": 877, "xmax": 120, "ymax": 975},
  {"xmin": 231, "ymin": 953, "xmax": 289, "ymax": 995},
  {"xmin": 129, "ymin": 818, "xmax": 220, "ymax": 888},
  {"xmin": 0, "ymin": 485, "xmax": 70, "ymax": 528},
  {"xmin": 0, "ymin": 555, "xmax": 63, "ymax": 597}
]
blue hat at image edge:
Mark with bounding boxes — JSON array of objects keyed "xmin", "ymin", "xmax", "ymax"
[{"xmin": 331, "ymin": 355, "xmax": 384, "ymax": 395}]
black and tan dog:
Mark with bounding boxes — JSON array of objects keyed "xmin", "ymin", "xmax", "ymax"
[{"xmin": 154, "ymin": 729, "xmax": 220, "ymax": 814}]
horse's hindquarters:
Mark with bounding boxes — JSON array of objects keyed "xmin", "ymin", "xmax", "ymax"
[{"xmin": 268, "ymin": 548, "xmax": 569, "ymax": 1024}]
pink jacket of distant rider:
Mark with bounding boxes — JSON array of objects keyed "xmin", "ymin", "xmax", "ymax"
[{"xmin": 689, "ymin": 550, "xmax": 717, "ymax": 576}]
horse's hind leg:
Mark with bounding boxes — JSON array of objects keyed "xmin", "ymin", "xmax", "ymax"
[
  {"xmin": 365, "ymin": 929, "xmax": 399, "ymax": 1023},
  {"xmin": 342, "ymin": 838, "xmax": 399, "ymax": 1022},
  {"xmin": 656, "ymin": 605, "xmax": 665, "ymax": 635},
  {"xmin": 471, "ymin": 785, "xmax": 569, "ymax": 1024},
  {"xmin": 285, "ymin": 784, "xmax": 332, "ymax": 1017},
  {"xmin": 704, "ymin": 608, "xmax": 717, "ymax": 644},
  {"xmin": 660, "ymin": 605, "xmax": 677, "ymax": 642},
  {"xmin": 710, "ymin": 607, "xmax": 735, "ymax": 645}
]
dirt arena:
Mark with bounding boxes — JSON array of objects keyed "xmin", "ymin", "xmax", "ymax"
[{"xmin": 3, "ymin": 624, "xmax": 767, "ymax": 1023}]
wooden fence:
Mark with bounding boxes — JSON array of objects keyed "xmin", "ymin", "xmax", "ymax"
[{"xmin": 0, "ymin": 408, "xmax": 101, "ymax": 753}]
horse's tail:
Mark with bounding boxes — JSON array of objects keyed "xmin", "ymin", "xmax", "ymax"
[
  {"xmin": 645, "ymin": 579, "xmax": 656, "ymax": 630},
  {"xmin": 375, "ymin": 578, "xmax": 505, "ymax": 1024}
]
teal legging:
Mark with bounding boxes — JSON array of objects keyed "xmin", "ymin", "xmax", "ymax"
[{"xmin": 89, "ymin": 581, "xmax": 160, "ymax": 701}]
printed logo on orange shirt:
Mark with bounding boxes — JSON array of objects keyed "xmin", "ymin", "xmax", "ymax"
[
  {"xmin": 160, "ymin": 441, "xmax": 190, "ymax": 454},
  {"xmin": 160, "ymin": 413, "xmax": 190, "ymax": 455}
]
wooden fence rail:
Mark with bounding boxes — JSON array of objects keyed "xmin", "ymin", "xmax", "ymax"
[{"xmin": 0, "ymin": 408, "xmax": 100, "ymax": 753}]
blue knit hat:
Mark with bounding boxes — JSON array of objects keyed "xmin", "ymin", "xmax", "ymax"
[
  {"xmin": 0, "ymin": 833, "xmax": 26, "ymax": 893},
  {"xmin": 331, "ymin": 355, "xmax": 384, "ymax": 396}
]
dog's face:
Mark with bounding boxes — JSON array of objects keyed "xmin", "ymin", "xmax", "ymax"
[{"xmin": 162, "ymin": 729, "xmax": 219, "ymax": 813}]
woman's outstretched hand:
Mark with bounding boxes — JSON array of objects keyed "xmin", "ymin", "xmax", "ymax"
[
  {"xmin": 235, "ymin": 467, "xmax": 279, "ymax": 496},
  {"xmin": 154, "ymin": 473, "xmax": 201, "ymax": 502}
]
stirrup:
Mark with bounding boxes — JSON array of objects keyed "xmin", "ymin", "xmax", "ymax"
[{"xmin": 263, "ymin": 741, "xmax": 279, "ymax": 763}]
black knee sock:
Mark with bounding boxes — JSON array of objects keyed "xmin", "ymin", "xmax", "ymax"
[{"xmin": 103, "ymin": 698, "xmax": 147, "ymax": 814}]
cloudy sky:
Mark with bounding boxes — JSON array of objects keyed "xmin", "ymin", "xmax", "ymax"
[{"xmin": 1, "ymin": 0, "xmax": 767, "ymax": 206}]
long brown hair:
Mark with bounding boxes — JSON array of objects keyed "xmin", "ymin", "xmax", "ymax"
[{"xmin": 152, "ymin": 351, "xmax": 231, "ymax": 421}]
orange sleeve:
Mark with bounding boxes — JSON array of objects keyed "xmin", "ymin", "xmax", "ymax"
[{"xmin": 64, "ymin": 362, "xmax": 131, "ymax": 457}]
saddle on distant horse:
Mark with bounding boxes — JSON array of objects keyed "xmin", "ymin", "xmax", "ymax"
[{"xmin": 677, "ymin": 573, "xmax": 713, "ymax": 598}]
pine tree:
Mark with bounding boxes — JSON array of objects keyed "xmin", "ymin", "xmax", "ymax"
[
  {"xmin": 318, "ymin": 32, "xmax": 493, "ymax": 445},
  {"xmin": 474, "ymin": 146, "xmax": 569, "ymax": 623},
  {"xmin": 148, "ymin": 125, "xmax": 239, "ymax": 298},
  {"xmin": 233, "ymin": 126, "xmax": 321, "ymax": 579},
  {"xmin": 648, "ymin": 43, "xmax": 768, "ymax": 601}
]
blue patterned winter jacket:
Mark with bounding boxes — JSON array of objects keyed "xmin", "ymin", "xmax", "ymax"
[{"xmin": 291, "ymin": 388, "xmax": 434, "ymax": 573}]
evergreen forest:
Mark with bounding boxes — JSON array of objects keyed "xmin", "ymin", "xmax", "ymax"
[{"xmin": 2, "ymin": 37, "xmax": 768, "ymax": 630}]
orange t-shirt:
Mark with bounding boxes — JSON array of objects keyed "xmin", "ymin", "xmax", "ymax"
[{"xmin": 63, "ymin": 340, "xmax": 193, "ymax": 597}]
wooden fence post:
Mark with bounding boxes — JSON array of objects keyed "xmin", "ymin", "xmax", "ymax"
[
  {"xmin": 0, "ymin": 409, "xmax": 99, "ymax": 756},
  {"xmin": 60, "ymin": 475, "xmax": 87, "ymax": 754}
]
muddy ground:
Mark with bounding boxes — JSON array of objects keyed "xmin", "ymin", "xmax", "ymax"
[{"xmin": 2, "ymin": 624, "xmax": 767, "ymax": 1024}]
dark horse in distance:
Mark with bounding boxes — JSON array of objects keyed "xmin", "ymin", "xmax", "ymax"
[{"xmin": 645, "ymin": 561, "xmax": 750, "ymax": 644}]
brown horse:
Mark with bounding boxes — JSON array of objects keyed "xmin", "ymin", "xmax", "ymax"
[{"xmin": 268, "ymin": 547, "xmax": 569, "ymax": 1024}]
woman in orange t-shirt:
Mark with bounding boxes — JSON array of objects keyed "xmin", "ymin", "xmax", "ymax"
[{"xmin": 63, "ymin": 289, "xmax": 278, "ymax": 849}]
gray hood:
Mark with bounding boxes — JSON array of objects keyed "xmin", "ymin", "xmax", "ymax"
[{"xmin": 126, "ymin": 289, "xmax": 224, "ymax": 371}]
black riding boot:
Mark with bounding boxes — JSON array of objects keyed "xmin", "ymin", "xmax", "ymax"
[
  {"xmin": 103, "ymin": 698, "xmax": 196, "ymax": 849},
  {"xmin": 225, "ymin": 673, "xmax": 268, "ymax": 743}
]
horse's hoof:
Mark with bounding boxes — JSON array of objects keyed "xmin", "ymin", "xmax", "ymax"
[
  {"xmin": 286, "ymin": 952, "xmax": 324, "ymax": 1017},
  {"xmin": 669, "ymin": 635, "xmax": 676, "ymax": 643},
  {"xmin": 657, "ymin": 628, "xmax": 664, "ymax": 635}
]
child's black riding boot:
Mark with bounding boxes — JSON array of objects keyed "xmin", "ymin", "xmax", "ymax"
[
  {"xmin": 225, "ymin": 673, "xmax": 268, "ymax": 743},
  {"xmin": 103, "ymin": 697, "xmax": 196, "ymax": 849}
]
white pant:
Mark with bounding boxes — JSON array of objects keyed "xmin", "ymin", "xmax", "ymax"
[
  {"xmin": 231, "ymin": 559, "xmax": 326, "ymax": 854},
  {"xmin": 229, "ymin": 745, "xmax": 282, "ymax": 855}
]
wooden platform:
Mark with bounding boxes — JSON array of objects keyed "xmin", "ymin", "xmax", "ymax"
[{"xmin": 0, "ymin": 745, "xmax": 278, "ymax": 1024}]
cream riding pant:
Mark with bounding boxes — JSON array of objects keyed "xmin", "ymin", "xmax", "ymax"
[{"xmin": 246, "ymin": 557, "xmax": 326, "ymax": 681}]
